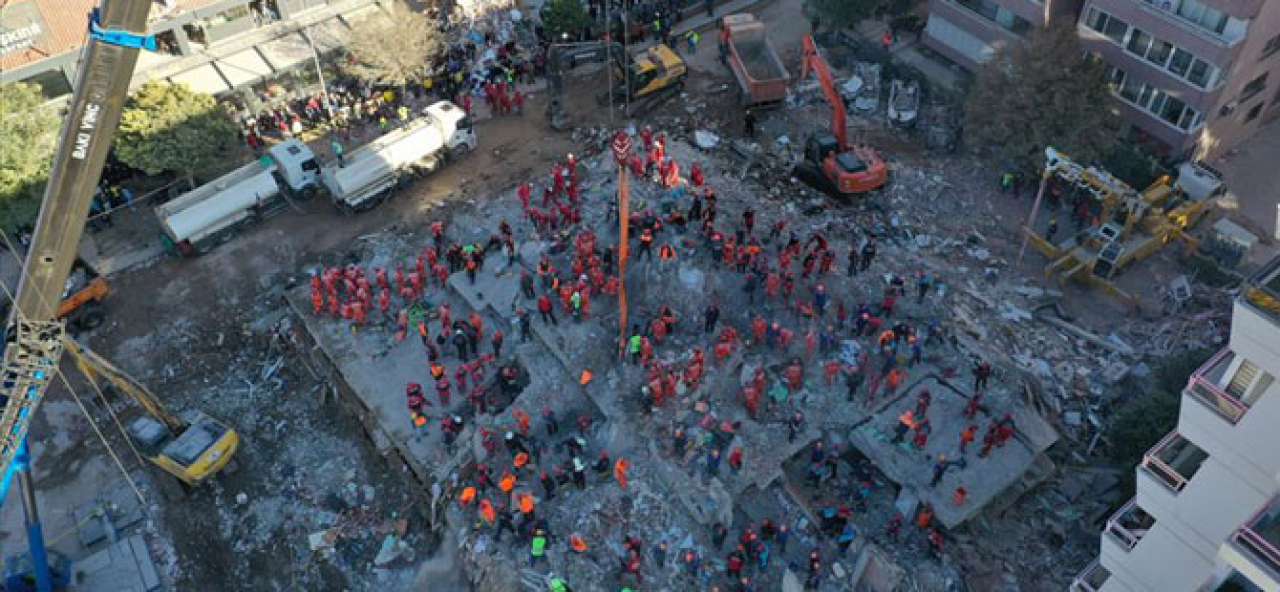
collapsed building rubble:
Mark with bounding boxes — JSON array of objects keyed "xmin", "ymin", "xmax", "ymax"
[{"xmin": 264, "ymin": 120, "xmax": 1194, "ymax": 590}]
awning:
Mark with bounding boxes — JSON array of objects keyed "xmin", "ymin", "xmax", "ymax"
[
  {"xmin": 168, "ymin": 62, "xmax": 230, "ymax": 95},
  {"xmin": 340, "ymin": 4, "xmax": 382, "ymax": 24},
  {"xmin": 256, "ymin": 31, "xmax": 312, "ymax": 71},
  {"xmin": 308, "ymin": 16, "xmax": 350, "ymax": 52},
  {"xmin": 216, "ymin": 47, "xmax": 273, "ymax": 88}
]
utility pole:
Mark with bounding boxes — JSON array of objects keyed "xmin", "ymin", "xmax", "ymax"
[
  {"xmin": 302, "ymin": 26, "xmax": 334, "ymax": 118},
  {"xmin": 606, "ymin": 0, "xmax": 614, "ymax": 122}
]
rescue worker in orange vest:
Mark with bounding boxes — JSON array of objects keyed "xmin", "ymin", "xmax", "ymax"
[
  {"xmin": 637, "ymin": 228, "xmax": 655, "ymax": 260},
  {"xmin": 459, "ymin": 486, "xmax": 477, "ymax": 506},
  {"xmin": 885, "ymin": 367, "xmax": 906, "ymax": 395},
  {"xmin": 479, "ymin": 498, "xmax": 496, "ymax": 524},
  {"xmin": 570, "ymin": 533, "xmax": 588, "ymax": 553},
  {"xmin": 499, "ymin": 469, "xmax": 516, "ymax": 493},
  {"xmin": 513, "ymin": 408, "xmax": 531, "ymax": 436},
  {"xmin": 537, "ymin": 257, "xmax": 555, "ymax": 288},
  {"xmin": 657, "ymin": 243, "xmax": 676, "ymax": 262},
  {"xmin": 311, "ymin": 284, "xmax": 323, "ymax": 314},
  {"xmin": 614, "ymin": 458, "xmax": 630, "ymax": 489},
  {"xmin": 406, "ymin": 383, "xmax": 429, "ymax": 427},
  {"xmin": 892, "ymin": 410, "xmax": 916, "ymax": 444}
]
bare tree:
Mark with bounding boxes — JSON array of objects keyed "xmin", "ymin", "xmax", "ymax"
[
  {"xmin": 343, "ymin": 3, "xmax": 444, "ymax": 89},
  {"xmin": 964, "ymin": 23, "xmax": 1119, "ymax": 175}
]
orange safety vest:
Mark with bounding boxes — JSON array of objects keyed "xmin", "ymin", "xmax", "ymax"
[
  {"xmin": 499, "ymin": 474, "xmax": 516, "ymax": 492},
  {"xmin": 887, "ymin": 368, "xmax": 906, "ymax": 389},
  {"xmin": 658, "ymin": 244, "xmax": 676, "ymax": 260},
  {"xmin": 479, "ymin": 499, "xmax": 496, "ymax": 523},
  {"xmin": 570, "ymin": 534, "xmax": 588, "ymax": 552},
  {"xmin": 459, "ymin": 486, "xmax": 477, "ymax": 505},
  {"xmin": 614, "ymin": 458, "xmax": 630, "ymax": 488},
  {"xmin": 514, "ymin": 452, "xmax": 529, "ymax": 468},
  {"xmin": 518, "ymin": 492, "xmax": 535, "ymax": 514}
]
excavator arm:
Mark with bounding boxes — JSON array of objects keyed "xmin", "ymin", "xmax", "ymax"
[
  {"xmin": 63, "ymin": 337, "xmax": 185, "ymax": 433},
  {"xmin": 1, "ymin": 0, "xmax": 154, "ymax": 477},
  {"xmin": 799, "ymin": 35, "xmax": 848, "ymax": 152},
  {"xmin": 546, "ymin": 41, "xmax": 628, "ymax": 130}
]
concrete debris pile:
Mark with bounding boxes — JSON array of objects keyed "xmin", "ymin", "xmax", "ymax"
[{"xmin": 272, "ymin": 120, "xmax": 1132, "ymax": 590}]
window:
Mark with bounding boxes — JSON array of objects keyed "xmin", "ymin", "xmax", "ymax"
[
  {"xmin": 1128, "ymin": 29, "xmax": 1153, "ymax": 56},
  {"xmin": 25, "ymin": 69, "xmax": 73, "ymax": 100},
  {"xmin": 1087, "ymin": 8, "xmax": 1129, "ymax": 45},
  {"xmin": 1126, "ymin": 29, "xmax": 1179, "ymax": 67},
  {"xmin": 1138, "ymin": 84, "xmax": 1158, "ymax": 109},
  {"xmin": 1244, "ymin": 102, "xmax": 1263, "ymax": 123},
  {"xmin": 1157, "ymin": 94, "xmax": 1187, "ymax": 125},
  {"xmin": 1106, "ymin": 65, "xmax": 1204, "ymax": 132},
  {"xmin": 1147, "ymin": 40, "xmax": 1174, "ymax": 66},
  {"xmin": 956, "ymin": 0, "xmax": 1032, "ymax": 36},
  {"xmin": 1176, "ymin": 0, "xmax": 1228, "ymax": 34},
  {"xmin": 1106, "ymin": 65, "xmax": 1126, "ymax": 91},
  {"xmin": 1168, "ymin": 48, "xmax": 1193, "ymax": 76},
  {"xmin": 1240, "ymin": 73, "xmax": 1268, "ymax": 102},
  {"xmin": 1186, "ymin": 58, "xmax": 1213, "ymax": 88},
  {"xmin": 1263, "ymin": 34, "xmax": 1280, "ymax": 62},
  {"xmin": 1119, "ymin": 76, "xmax": 1143, "ymax": 103}
]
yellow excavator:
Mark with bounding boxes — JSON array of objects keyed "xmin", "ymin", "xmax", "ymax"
[
  {"xmin": 63, "ymin": 338, "xmax": 239, "ymax": 488},
  {"xmin": 1023, "ymin": 146, "xmax": 1217, "ymax": 306},
  {"xmin": 546, "ymin": 41, "xmax": 688, "ymax": 130},
  {"xmin": 0, "ymin": 0, "xmax": 240, "ymax": 585},
  {"xmin": 0, "ymin": 0, "xmax": 238, "ymax": 493}
]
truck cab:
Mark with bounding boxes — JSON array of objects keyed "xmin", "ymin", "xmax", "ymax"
[
  {"xmin": 127, "ymin": 409, "xmax": 239, "ymax": 487},
  {"xmin": 269, "ymin": 139, "xmax": 321, "ymax": 196},
  {"xmin": 424, "ymin": 101, "xmax": 476, "ymax": 155}
]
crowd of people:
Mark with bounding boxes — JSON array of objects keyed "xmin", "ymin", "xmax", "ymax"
[{"xmin": 299, "ymin": 112, "xmax": 1024, "ymax": 589}]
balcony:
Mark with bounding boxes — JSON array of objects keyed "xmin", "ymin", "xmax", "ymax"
[
  {"xmin": 1184, "ymin": 348, "xmax": 1250, "ymax": 424},
  {"xmin": 1241, "ymin": 257, "xmax": 1280, "ymax": 326},
  {"xmin": 1106, "ymin": 499, "xmax": 1156, "ymax": 550},
  {"xmin": 1232, "ymin": 497, "xmax": 1280, "ymax": 578},
  {"xmin": 1071, "ymin": 559, "xmax": 1111, "ymax": 591},
  {"xmin": 1127, "ymin": 0, "xmax": 1246, "ymax": 47},
  {"xmin": 1141, "ymin": 431, "xmax": 1208, "ymax": 492}
]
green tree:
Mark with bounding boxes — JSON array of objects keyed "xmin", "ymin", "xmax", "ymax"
[
  {"xmin": 964, "ymin": 23, "xmax": 1120, "ymax": 175},
  {"xmin": 1106, "ymin": 348, "xmax": 1212, "ymax": 494},
  {"xmin": 804, "ymin": 0, "xmax": 879, "ymax": 31},
  {"xmin": 0, "ymin": 83, "xmax": 60, "ymax": 232},
  {"xmin": 540, "ymin": 0, "xmax": 590, "ymax": 42},
  {"xmin": 343, "ymin": 3, "xmax": 443, "ymax": 89},
  {"xmin": 115, "ymin": 81, "xmax": 238, "ymax": 180}
]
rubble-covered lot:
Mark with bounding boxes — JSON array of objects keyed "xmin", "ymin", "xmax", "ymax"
[
  {"xmin": 273, "ymin": 117, "xmax": 1225, "ymax": 591},
  {"xmin": 8, "ymin": 2, "xmax": 1243, "ymax": 590}
]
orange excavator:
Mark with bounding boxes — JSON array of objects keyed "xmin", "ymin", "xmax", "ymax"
[{"xmin": 793, "ymin": 35, "xmax": 889, "ymax": 197}]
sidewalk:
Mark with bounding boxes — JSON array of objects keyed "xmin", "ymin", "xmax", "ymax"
[{"xmin": 851, "ymin": 20, "xmax": 963, "ymax": 92}]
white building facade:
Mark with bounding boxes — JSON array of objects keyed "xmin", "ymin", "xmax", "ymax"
[{"xmin": 1074, "ymin": 257, "xmax": 1280, "ymax": 591}]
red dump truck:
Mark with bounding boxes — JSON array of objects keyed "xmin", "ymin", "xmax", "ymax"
[{"xmin": 721, "ymin": 13, "xmax": 791, "ymax": 109}]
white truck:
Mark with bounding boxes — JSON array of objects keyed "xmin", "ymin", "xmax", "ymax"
[{"xmin": 156, "ymin": 100, "xmax": 476, "ymax": 255}]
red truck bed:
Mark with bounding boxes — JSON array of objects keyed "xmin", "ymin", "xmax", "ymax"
[{"xmin": 724, "ymin": 15, "xmax": 791, "ymax": 108}]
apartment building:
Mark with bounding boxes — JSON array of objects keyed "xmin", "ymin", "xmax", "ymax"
[
  {"xmin": 922, "ymin": 0, "xmax": 1280, "ymax": 160},
  {"xmin": 1078, "ymin": 0, "xmax": 1280, "ymax": 160},
  {"xmin": 0, "ymin": 0, "xmax": 380, "ymax": 101},
  {"xmin": 1072, "ymin": 255, "xmax": 1280, "ymax": 592},
  {"xmin": 922, "ymin": 0, "xmax": 1084, "ymax": 67}
]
